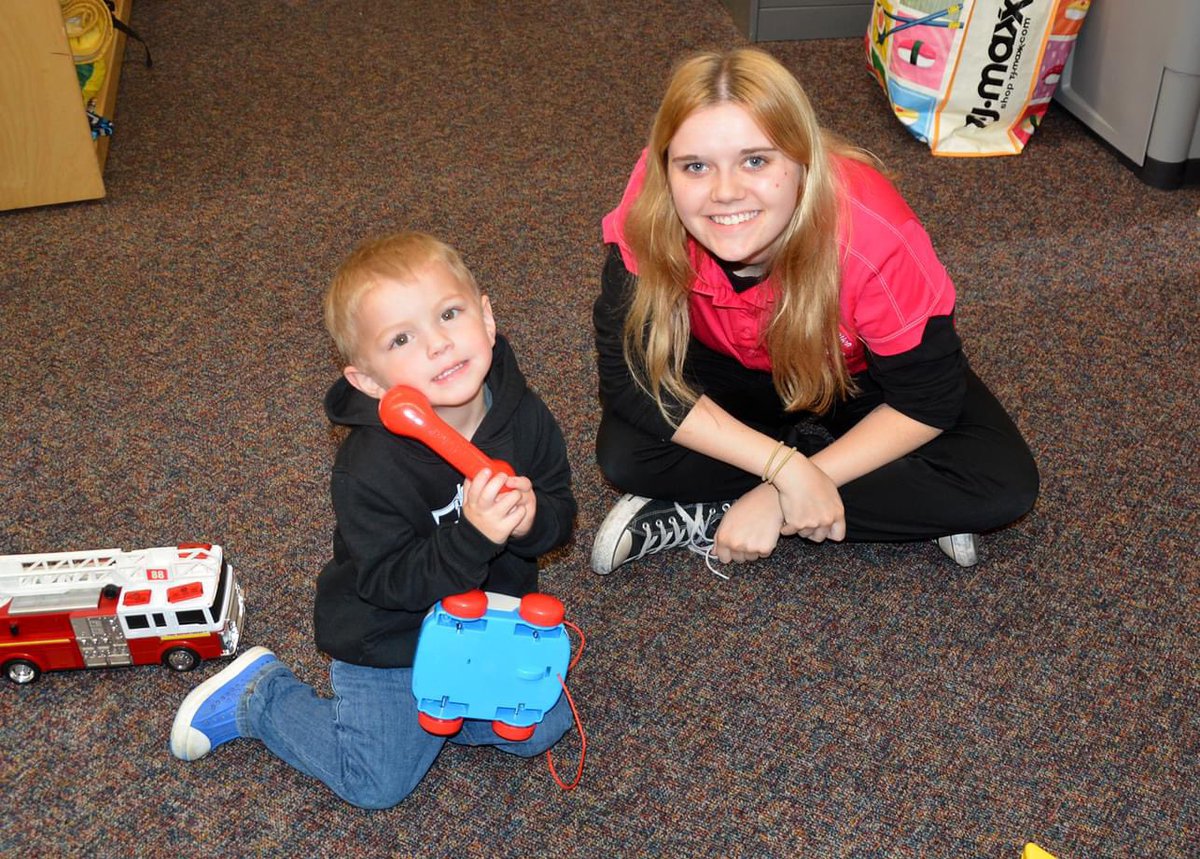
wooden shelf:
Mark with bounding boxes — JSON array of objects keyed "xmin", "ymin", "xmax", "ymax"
[{"xmin": 0, "ymin": 0, "xmax": 132, "ymax": 211}]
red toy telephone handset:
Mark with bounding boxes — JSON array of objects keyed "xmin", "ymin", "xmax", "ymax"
[{"xmin": 378, "ymin": 385, "xmax": 514, "ymax": 480}]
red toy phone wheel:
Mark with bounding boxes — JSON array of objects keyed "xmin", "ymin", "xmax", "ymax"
[
  {"xmin": 492, "ymin": 720, "xmax": 536, "ymax": 742},
  {"xmin": 518, "ymin": 593, "xmax": 564, "ymax": 628},
  {"xmin": 418, "ymin": 712, "xmax": 464, "ymax": 736},
  {"xmin": 441, "ymin": 589, "xmax": 488, "ymax": 620}
]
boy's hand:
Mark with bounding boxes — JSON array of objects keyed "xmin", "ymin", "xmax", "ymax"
[
  {"xmin": 462, "ymin": 468, "xmax": 528, "ymax": 545},
  {"xmin": 503, "ymin": 475, "xmax": 536, "ymax": 539}
]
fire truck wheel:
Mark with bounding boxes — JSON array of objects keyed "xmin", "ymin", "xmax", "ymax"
[
  {"xmin": 4, "ymin": 659, "xmax": 41, "ymax": 685},
  {"xmin": 162, "ymin": 647, "xmax": 201, "ymax": 673}
]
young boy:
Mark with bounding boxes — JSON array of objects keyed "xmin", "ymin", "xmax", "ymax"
[{"xmin": 169, "ymin": 231, "xmax": 577, "ymax": 809}]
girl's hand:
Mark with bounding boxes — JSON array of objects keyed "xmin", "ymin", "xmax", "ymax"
[
  {"xmin": 462, "ymin": 468, "xmax": 526, "ymax": 544},
  {"xmin": 712, "ymin": 482, "xmax": 784, "ymax": 563},
  {"xmin": 503, "ymin": 475, "xmax": 536, "ymax": 538},
  {"xmin": 771, "ymin": 454, "xmax": 846, "ymax": 543}
]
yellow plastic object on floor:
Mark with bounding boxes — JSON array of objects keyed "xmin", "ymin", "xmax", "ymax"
[{"xmin": 1022, "ymin": 844, "xmax": 1058, "ymax": 859}]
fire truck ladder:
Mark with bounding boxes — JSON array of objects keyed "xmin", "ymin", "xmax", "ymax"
[{"xmin": 0, "ymin": 548, "xmax": 131, "ymax": 597}]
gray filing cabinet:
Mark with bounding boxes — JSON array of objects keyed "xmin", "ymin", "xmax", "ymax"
[
  {"xmin": 1053, "ymin": 0, "xmax": 1200, "ymax": 189},
  {"xmin": 719, "ymin": 0, "xmax": 873, "ymax": 41}
]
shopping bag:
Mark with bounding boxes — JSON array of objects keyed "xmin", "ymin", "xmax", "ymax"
[{"xmin": 865, "ymin": 0, "xmax": 1092, "ymax": 155}]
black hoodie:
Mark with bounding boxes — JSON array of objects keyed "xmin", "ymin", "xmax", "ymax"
[{"xmin": 314, "ymin": 334, "xmax": 576, "ymax": 667}]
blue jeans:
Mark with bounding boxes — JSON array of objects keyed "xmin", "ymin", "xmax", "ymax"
[{"xmin": 237, "ymin": 658, "xmax": 575, "ymax": 809}]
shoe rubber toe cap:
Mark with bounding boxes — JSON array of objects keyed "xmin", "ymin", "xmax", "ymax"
[{"xmin": 170, "ymin": 726, "xmax": 213, "ymax": 761}]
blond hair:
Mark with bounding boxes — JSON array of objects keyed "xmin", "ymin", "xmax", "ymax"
[
  {"xmin": 324, "ymin": 231, "xmax": 479, "ymax": 364},
  {"xmin": 625, "ymin": 48, "xmax": 869, "ymax": 423}
]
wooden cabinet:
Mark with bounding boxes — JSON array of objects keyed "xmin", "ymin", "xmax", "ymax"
[{"xmin": 0, "ymin": 0, "xmax": 132, "ymax": 210}]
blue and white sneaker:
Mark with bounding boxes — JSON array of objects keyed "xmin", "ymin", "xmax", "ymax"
[{"xmin": 170, "ymin": 646, "xmax": 277, "ymax": 761}]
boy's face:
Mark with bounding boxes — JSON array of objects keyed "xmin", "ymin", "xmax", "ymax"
[{"xmin": 343, "ymin": 261, "xmax": 497, "ymax": 413}]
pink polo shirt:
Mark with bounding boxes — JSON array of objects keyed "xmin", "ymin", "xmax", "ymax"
[{"xmin": 601, "ymin": 151, "xmax": 956, "ymax": 374}]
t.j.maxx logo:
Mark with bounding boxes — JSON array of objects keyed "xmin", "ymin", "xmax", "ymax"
[{"xmin": 965, "ymin": 0, "xmax": 1035, "ymax": 128}]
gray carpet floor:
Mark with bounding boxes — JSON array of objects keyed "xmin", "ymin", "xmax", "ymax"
[{"xmin": 2, "ymin": 1, "xmax": 1197, "ymax": 856}]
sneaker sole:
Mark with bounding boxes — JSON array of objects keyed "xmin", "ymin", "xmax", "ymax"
[
  {"xmin": 169, "ymin": 645, "xmax": 275, "ymax": 761},
  {"xmin": 937, "ymin": 534, "xmax": 979, "ymax": 567},
  {"xmin": 590, "ymin": 494, "xmax": 651, "ymax": 575}
]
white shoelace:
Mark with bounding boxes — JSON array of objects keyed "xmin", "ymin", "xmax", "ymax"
[{"xmin": 632, "ymin": 502, "xmax": 729, "ymax": 580}]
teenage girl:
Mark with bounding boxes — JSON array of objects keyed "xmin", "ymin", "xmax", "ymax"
[{"xmin": 591, "ymin": 47, "xmax": 1038, "ymax": 575}]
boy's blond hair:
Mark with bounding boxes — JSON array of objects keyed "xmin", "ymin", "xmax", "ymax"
[{"xmin": 324, "ymin": 231, "xmax": 480, "ymax": 364}]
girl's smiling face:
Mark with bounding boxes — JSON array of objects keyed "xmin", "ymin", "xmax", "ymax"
[{"xmin": 666, "ymin": 102, "xmax": 805, "ymax": 267}]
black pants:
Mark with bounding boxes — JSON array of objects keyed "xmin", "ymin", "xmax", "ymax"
[{"xmin": 596, "ymin": 352, "xmax": 1039, "ymax": 542}]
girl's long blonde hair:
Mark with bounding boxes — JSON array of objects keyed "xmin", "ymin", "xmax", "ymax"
[{"xmin": 624, "ymin": 48, "xmax": 867, "ymax": 423}]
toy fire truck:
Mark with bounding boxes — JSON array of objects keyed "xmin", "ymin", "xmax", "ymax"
[{"xmin": 0, "ymin": 542, "xmax": 244, "ymax": 685}]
